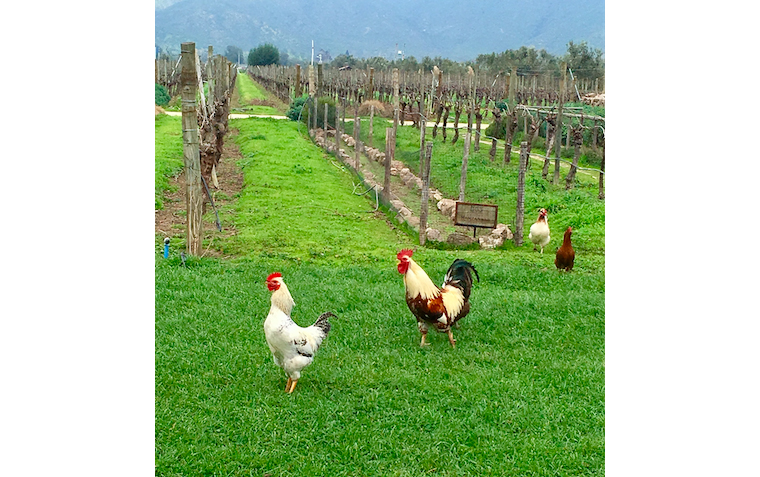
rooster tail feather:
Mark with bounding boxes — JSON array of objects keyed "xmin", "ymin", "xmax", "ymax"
[
  {"xmin": 444, "ymin": 259, "xmax": 479, "ymax": 299},
  {"xmin": 313, "ymin": 311, "xmax": 334, "ymax": 336}
]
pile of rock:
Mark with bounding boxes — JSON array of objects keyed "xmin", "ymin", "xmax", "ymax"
[
  {"xmin": 477, "ymin": 223, "xmax": 513, "ymax": 249},
  {"xmin": 311, "ymin": 127, "xmax": 514, "ymax": 249}
]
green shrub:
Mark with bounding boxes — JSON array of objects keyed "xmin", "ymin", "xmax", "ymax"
[
  {"xmin": 291, "ymin": 96, "xmax": 337, "ymax": 130},
  {"xmin": 286, "ymin": 95, "xmax": 308, "ymax": 122},
  {"xmin": 155, "ymin": 83, "xmax": 170, "ymax": 106}
]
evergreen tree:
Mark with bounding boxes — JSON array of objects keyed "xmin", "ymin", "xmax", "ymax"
[{"xmin": 248, "ymin": 43, "xmax": 280, "ymax": 66}]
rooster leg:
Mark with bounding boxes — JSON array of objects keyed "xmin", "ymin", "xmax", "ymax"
[
  {"xmin": 418, "ymin": 321, "xmax": 431, "ymax": 347},
  {"xmin": 420, "ymin": 332, "xmax": 431, "ymax": 347},
  {"xmin": 285, "ymin": 377, "xmax": 292, "ymax": 392},
  {"xmin": 287, "ymin": 379, "xmax": 298, "ymax": 394},
  {"xmin": 447, "ymin": 329, "xmax": 457, "ymax": 347}
]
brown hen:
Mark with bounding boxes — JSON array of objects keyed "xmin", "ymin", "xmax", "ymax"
[{"xmin": 554, "ymin": 227, "xmax": 575, "ymax": 271}]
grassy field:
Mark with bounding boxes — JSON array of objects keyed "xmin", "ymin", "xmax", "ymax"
[
  {"xmin": 155, "ymin": 114, "xmax": 183, "ymax": 209},
  {"xmin": 234, "ymin": 72, "xmax": 288, "ymax": 116},
  {"xmin": 346, "ymin": 116, "xmax": 604, "ymax": 268},
  {"xmin": 155, "ymin": 94, "xmax": 604, "ymax": 475}
]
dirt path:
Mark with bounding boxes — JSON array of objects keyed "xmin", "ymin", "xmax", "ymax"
[{"xmin": 154, "ymin": 132, "xmax": 245, "ymax": 258}]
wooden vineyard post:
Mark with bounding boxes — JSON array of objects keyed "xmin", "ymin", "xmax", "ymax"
[
  {"xmin": 383, "ymin": 128, "xmax": 395, "ymax": 202},
  {"xmin": 542, "ymin": 118, "xmax": 555, "ymax": 180},
  {"xmin": 295, "ymin": 64, "xmax": 301, "ymax": 98},
  {"xmin": 599, "ymin": 141, "xmax": 605, "ymax": 200},
  {"xmin": 207, "ymin": 46, "xmax": 214, "ymax": 112},
  {"xmin": 368, "ymin": 104, "xmax": 374, "ymax": 148},
  {"xmin": 419, "ymin": 108, "xmax": 427, "ymax": 178},
  {"xmin": 341, "ymin": 97, "xmax": 346, "ymax": 132},
  {"xmin": 514, "ymin": 141, "xmax": 528, "ymax": 247},
  {"xmin": 180, "ymin": 42, "xmax": 203, "ymax": 256},
  {"xmin": 504, "ymin": 66, "xmax": 517, "ymax": 164},
  {"xmin": 368, "ymin": 67, "xmax": 375, "ymax": 100},
  {"xmin": 459, "ymin": 67, "xmax": 475, "ymax": 202},
  {"xmin": 308, "ymin": 65, "xmax": 316, "ymax": 131},
  {"xmin": 419, "ymin": 142, "xmax": 433, "ymax": 246},
  {"xmin": 392, "ymin": 68, "xmax": 400, "ymax": 134},
  {"xmin": 335, "ymin": 103, "xmax": 341, "ymax": 152},
  {"xmin": 489, "ymin": 107, "xmax": 501, "ymax": 162},
  {"xmin": 554, "ymin": 62, "xmax": 567, "ymax": 185},
  {"xmin": 324, "ymin": 103, "xmax": 328, "ymax": 133},
  {"xmin": 474, "ymin": 105, "xmax": 482, "ymax": 152},
  {"xmin": 353, "ymin": 112, "xmax": 362, "ymax": 170},
  {"xmin": 565, "ymin": 125, "xmax": 583, "ymax": 190},
  {"xmin": 317, "ymin": 63, "xmax": 323, "ymax": 99}
]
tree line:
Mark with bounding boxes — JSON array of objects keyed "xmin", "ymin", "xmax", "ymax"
[{"xmin": 158, "ymin": 41, "xmax": 603, "ymax": 81}]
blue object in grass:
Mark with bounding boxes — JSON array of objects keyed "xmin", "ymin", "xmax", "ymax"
[{"xmin": 163, "ymin": 237, "xmax": 170, "ymax": 259}]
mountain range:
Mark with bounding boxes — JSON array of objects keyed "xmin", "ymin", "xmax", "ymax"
[{"xmin": 155, "ymin": 0, "xmax": 604, "ymax": 62}]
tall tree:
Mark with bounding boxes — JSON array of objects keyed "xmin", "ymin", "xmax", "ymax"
[
  {"xmin": 563, "ymin": 41, "xmax": 604, "ymax": 79},
  {"xmin": 248, "ymin": 43, "xmax": 280, "ymax": 66}
]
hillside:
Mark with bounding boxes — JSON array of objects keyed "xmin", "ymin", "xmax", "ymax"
[{"xmin": 155, "ymin": 0, "xmax": 604, "ymax": 61}]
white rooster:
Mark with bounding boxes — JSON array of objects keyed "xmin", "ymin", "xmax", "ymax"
[
  {"xmin": 264, "ymin": 272, "xmax": 334, "ymax": 393},
  {"xmin": 528, "ymin": 208, "xmax": 551, "ymax": 253}
]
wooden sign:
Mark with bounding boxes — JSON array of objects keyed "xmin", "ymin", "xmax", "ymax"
[{"xmin": 454, "ymin": 202, "xmax": 498, "ymax": 229}]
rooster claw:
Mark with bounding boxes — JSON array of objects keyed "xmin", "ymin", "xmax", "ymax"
[{"xmin": 447, "ymin": 330, "xmax": 457, "ymax": 347}]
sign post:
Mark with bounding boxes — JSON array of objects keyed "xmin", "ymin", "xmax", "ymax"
[{"xmin": 454, "ymin": 202, "xmax": 498, "ymax": 238}]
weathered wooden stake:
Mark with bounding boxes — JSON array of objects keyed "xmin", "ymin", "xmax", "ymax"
[
  {"xmin": 383, "ymin": 128, "xmax": 395, "ymax": 202},
  {"xmin": 368, "ymin": 104, "xmax": 374, "ymax": 148},
  {"xmin": 392, "ymin": 68, "xmax": 400, "ymax": 137},
  {"xmin": 459, "ymin": 67, "xmax": 475, "ymax": 201},
  {"xmin": 308, "ymin": 65, "xmax": 316, "ymax": 131},
  {"xmin": 317, "ymin": 63, "xmax": 323, "ymax": 98},
  {"xmin": 295, "ymin": 64, "xmax": 301, "ymax": 98},
  {"xmin": 514, "ymin": 141, "xmax": 528, "ymax": 247},
  {"xmin": 542, "ymin": 123, "xmax": 554, "ymax": 180},
  {"xmin": 565, "ymin": 125, "xmax": 583, "ymax": 189},
  {"xmin": 341, "ymin": 97, "xmax": 346, "ymax": 131},
  {"xmin": 353, "ymin": 111, "xmax": 362, "ymax": 170},
  {"xmin": 459, "ymin": 131, "xmax": 471, "ymax": 202},
  {"xmin": 334, "ymin": 104, "xmax": 341, "ymax": 151},
  {"xmin": 180, "ymin": 42, "xmax": 203, "ymax": 256},
  {"xmin": 599, "ymin": 142, "xmax": 605, "ymax": 200},
  {"xmin": 369, "ymin": 67, "xmax": 375, "ymax": 99},
  {"xmin": 474, "ymin": 106, "xmax": 482, "ymax": 152},
  {"xmin": 419, "ymin": 113, "xmax": 427, "ymax": 178},
  {"xmin": 553, "ymin": 61, "xmax": 567, "ymax": 185},
  {"xmin": 504, "ymin": 67, "xmax": 517, "ymax": 164},
  {"xmin": 419, "ymin": 142, "xmax": 433, "ymax": 246}
]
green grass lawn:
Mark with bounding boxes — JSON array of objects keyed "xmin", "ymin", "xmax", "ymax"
[
  {"xmin": 347, "ymin": 116, "xmax": 604, "ymax": 267},
  {"xmin": 234, "ymin": 73, "xmax": 287, "ymax": 116},
  {"xmin": 156, "ymin": 113, "xmax": 604, "ymax": 476},
  {"xmin": 155, "ymin": 114, "xmax": 183, "ymax": 209}
]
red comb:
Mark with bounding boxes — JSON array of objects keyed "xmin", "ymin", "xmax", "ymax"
[
  {"xmin": 266, "ymin": 272, "xmax": 282, "ymax": 282},
  {"xmin": 396, "ymin": 249, "xmax": 414, "ymax": 260}
]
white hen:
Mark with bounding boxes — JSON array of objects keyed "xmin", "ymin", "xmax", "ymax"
[
  {"xmin": 264, "ymin": 272, "xmax": 334, "ymax": 393},
  {"xmin": 528, "ymin": 208, "xmax": 551, "ymax": 253}
]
